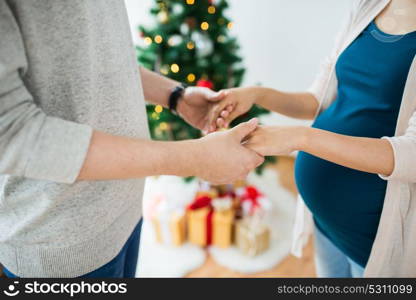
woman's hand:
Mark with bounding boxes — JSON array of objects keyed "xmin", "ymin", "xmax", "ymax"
[
  {"xmin": 242, "ymin": 123, "xmax": 394, "ymax": 177},
  {"xmin": 207, "ymin": 87, "xmax": 319, "ymax": 132},
  {"xmin": 244, "ymin": 126, "xmax": 307, "ymax": 156},
  {"xmin": 208, "ymin": 87, "xmax": 259, "ymax": 132}
]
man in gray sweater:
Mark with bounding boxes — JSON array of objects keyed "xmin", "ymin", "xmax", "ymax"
[{"xmin": 0, "ymin": 0, "xmax": 263, "ymax": 278}]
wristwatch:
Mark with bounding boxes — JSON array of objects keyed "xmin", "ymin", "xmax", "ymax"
[{"xmin": 168, "ymin": 83, "xmax": 187, "ymax": 115}]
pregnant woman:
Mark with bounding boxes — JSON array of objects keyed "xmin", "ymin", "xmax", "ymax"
[{"xmin": 209, "ymin": 0, "xmax": 416, "ymax": 277}]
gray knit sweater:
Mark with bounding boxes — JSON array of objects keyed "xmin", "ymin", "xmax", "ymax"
[{"xmin": 0, "ymin": 0, "xmax": 149, "ymax": 277}]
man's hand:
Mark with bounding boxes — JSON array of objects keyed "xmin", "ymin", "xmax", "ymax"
[
  {"xmin": 140, "ymin": 67, "xmax": 231, "ymax": 132},
  {"xmin": 189, "ymin": 118, "xmax": 264, "ymax": 184},
  {"xmin": 78, "ymin": 118, "xmax": 264, "ymax": 184},
  {"xmin": 176, "ymin": 86, "xmax": 227, "ymax": 132},
  {"xmin": 207, "ymin": 87, "xmax": 258, "ymax": 132}
]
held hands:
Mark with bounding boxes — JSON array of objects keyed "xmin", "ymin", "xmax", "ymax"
[
  {"xmin": 191, "ymin": 118, "xmax": 264, "ymax": 184},
  {"xmin": 175, "ymin": 87, "xmax": 264, "ymax": 184},
  {"xmin": 176, "ymin": 86, "xmax": 226, "ymax": 132},
  {"xmin": 207, "ymin": 87, "xmax": 258, "ymax": 132},
  {"xmin": 178, "ymin": 86, "xmax": 305, "ymax": 183},
  {"xmin": 191, "ymin": 122, "xmax": 304, "ymax": 184},
  {"xmin": 203, "ymin": 87, "xmax": 306, "ymax": 157},
  {"xmin": 176, "ymin": 86, "xmax": 256, "ymax": 133}
]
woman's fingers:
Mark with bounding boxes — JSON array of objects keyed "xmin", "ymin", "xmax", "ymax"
[
  {"xmin": 220, "ymin": 110, "xmax": 229, "ymax": 118},
  {"xmin": 208, "ymin": 103, "xmax": 235, "ymax": 131},
  {"xmin": 216, "ymin": 117, "xmax": 226, "ymax": 129},
  {"xmin": 215, "ymin": 104, "xmax": 236, "ymax": 129},
  {"xmin": 208, "ymin": 102, "xmax": 230, "ymax": 131}
]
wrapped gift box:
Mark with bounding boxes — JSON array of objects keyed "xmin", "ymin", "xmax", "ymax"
[
  {"xmin": 187, "ymin": 195, "xmax": 235, "ymax": 248},
  {"xmin": 235, "ymin": 218, "xmax": 270, "ymax": 256},
  {"xmin": 153, "ymin": 211, "xmax": 186, "ymax": 246},
  {"xmin": 187, "ymin": 206, "xmax": 212, "ymax": 247},
  {"xmin": 149, "ymin": 196, "xmax": 187, "ymax": 247},
  {"xmin": 212, "ymin": 197, "xmax": 235, "ymax": 248}
]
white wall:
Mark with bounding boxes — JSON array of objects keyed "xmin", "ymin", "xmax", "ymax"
[{"xmin": 124, "ymin": 0, "xmax": 351, "ymax": 126}]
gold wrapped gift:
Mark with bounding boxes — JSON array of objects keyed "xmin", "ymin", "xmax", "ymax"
[
  {"xmin": 187, "ymin": 207, "xmax": 211, "ymax": 247},
  {"xmin": 194, "ymin": 188, "xmax": 218, "ymax": 199},
  {"xmin": 152, "ymin": 203, "xmax": 186, "ymax": 247},
  {"xmin": 235, "ymin": 219, "xmax": 270, "ymax": 256},
  {"xmin": 153, "ymin": 212, "xmax": 186, "ymax": 246},
  {"xmin": 212, "ymin": 209, "xmax": 235, "ymax": 248},
  {"xmin": 187, "ymin": 195, "xmax": 235, "ymax": 248}
]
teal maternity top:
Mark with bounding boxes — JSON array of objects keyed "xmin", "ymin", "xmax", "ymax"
[{"xmin": 295, "ymin": 21, "xmax": 416, "ymax": 267}]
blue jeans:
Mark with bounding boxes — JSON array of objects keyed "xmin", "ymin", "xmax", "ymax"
[
  {"xmin": 314, "ymin": 225, "xmax": 364, "ymax": 278},
  {"xmin": 4, "ymin": 219, "xmax": 142, "ymax": 278}
]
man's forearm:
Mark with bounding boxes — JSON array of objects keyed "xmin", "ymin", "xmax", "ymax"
[
  {"xmin": 140, "ymin": 67, "xmax": 179, "ymax": 107},
  {"xmin": 252, "ymin": 87, "xmax": 319, "ymax": 120},
  {"xmin": 77, "ymin": 118, "xmax": 262, "ymax": 184},
  {"xmin": 300, "ymin": 127, "xmax": 394, "ymax": 176},
  {"xmin": 77, "ymin": 131, "xmax": 195, "ymax": 181}
]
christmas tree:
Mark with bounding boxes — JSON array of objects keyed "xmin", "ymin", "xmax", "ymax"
[{"xmin": 137, "ymin": 0, "xmax": 275, "ymax": 173}]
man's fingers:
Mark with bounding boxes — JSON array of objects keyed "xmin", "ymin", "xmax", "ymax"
[
  {"xmin": 241, "ymin": 130, "xmax": 255, "ymax": 144},
  {"xmin": 244, "ymin": 152, "xmax": 264, "ymax": 175},
  {"xmin": 230, "ymin": 118, "xmax": 258, "ymax": 141},
  {"xmin": 255, "ymin": 153, "xmax": 265, "ymax": 167}
]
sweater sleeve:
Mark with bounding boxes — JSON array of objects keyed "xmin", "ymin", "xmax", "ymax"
[
  {"xmin": 380, "ymin": 110, "xmax": 416, "ymax": 183},
  {"xmin": 0, "ymin": 1, "xmax": 93, "ymax": 184}
]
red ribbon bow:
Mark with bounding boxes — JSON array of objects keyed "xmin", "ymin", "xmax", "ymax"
[
  {"xmin": 188, "ymin": 196, "xmax": 212, "ymax": 210},
  {"xmin": 241, "ymin": 186, "xmax": 262, "ymax": 216}
]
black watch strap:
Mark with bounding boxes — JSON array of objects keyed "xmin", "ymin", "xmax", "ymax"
[{"xmin": 168, "ymin": 84, "xmax": 187, "ymax": 115}]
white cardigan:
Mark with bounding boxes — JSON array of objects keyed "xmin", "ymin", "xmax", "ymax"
[{"xmin": 291, "ymin": 0, "xmax": 416, "ymax": 277}]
